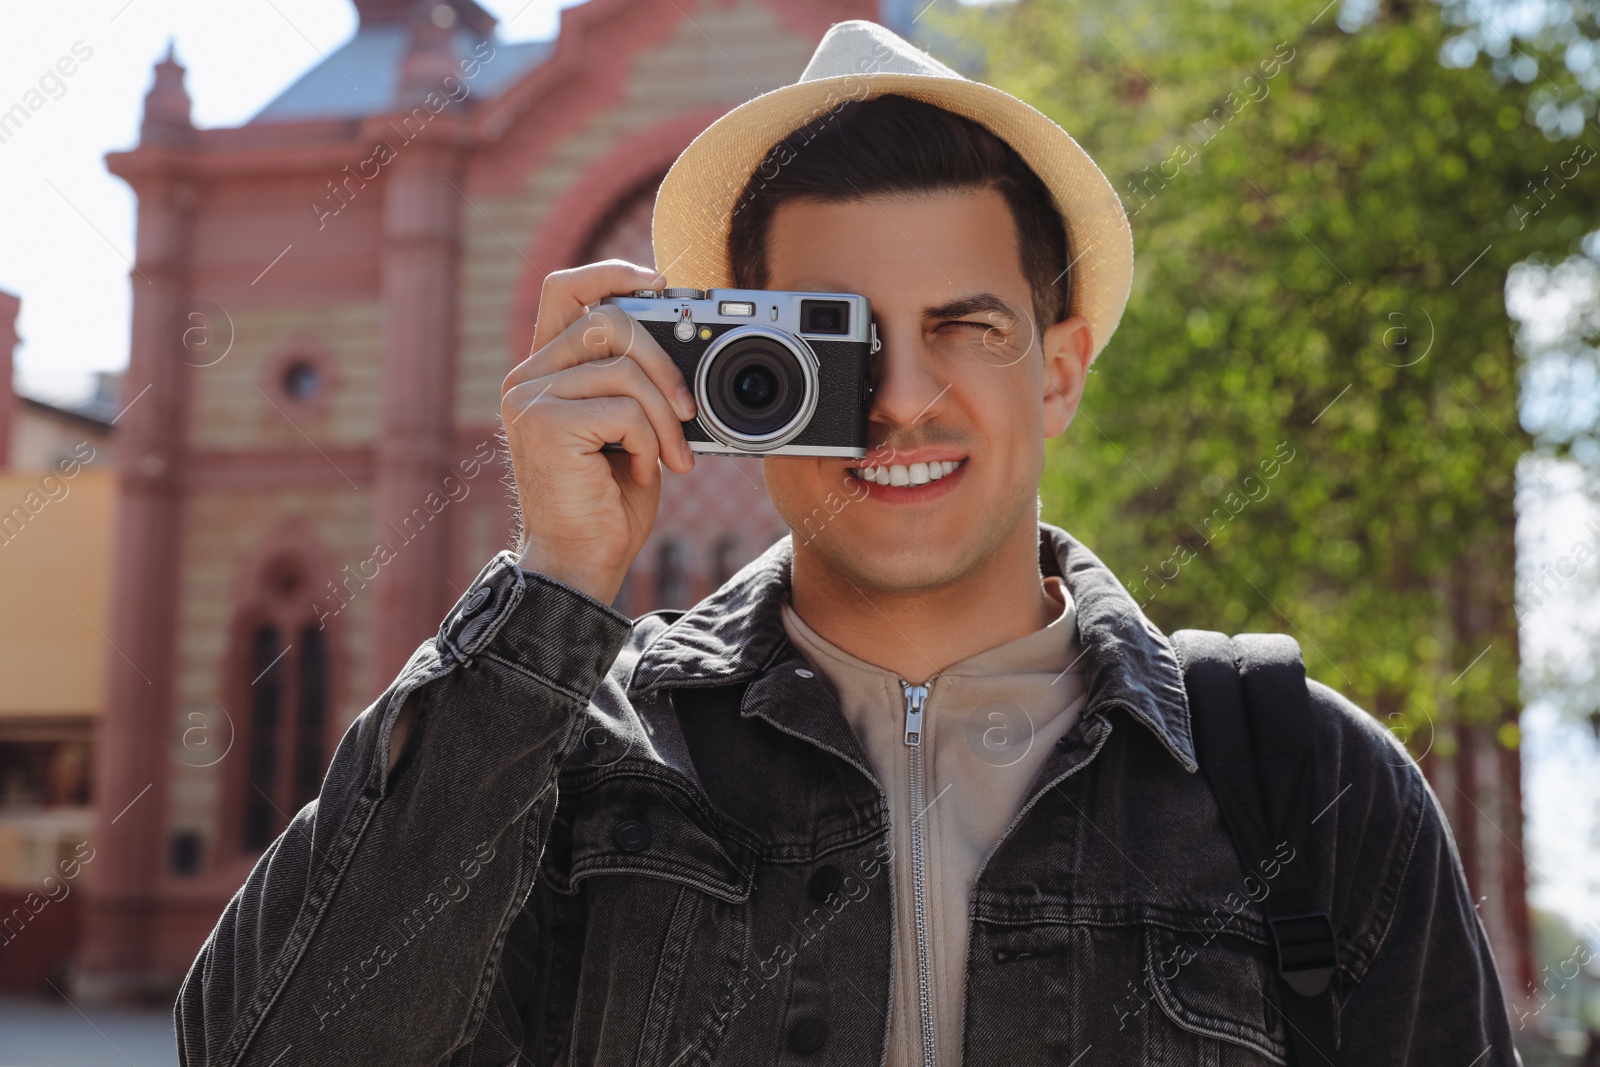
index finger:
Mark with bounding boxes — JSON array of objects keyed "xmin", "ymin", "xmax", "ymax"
[
  {"xmin": 532, "ymin": 303, "xmax": 698, "ymax": 422},
  {"xmin": 531, "ymin": 259, "xmax": 664, "ymax": 352}
]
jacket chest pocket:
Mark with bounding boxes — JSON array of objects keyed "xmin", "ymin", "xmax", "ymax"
[
  {"xmin": 970, "ymin": 916, "xmax": 1288, "ymax": 1067},
  {"xmin": 545, "ymin": 772, "xmax": 756, "ymax": 1067},
  {"xmin": 1137, "ymin": 921, "xmax": 1289, "ymax": 1065}
]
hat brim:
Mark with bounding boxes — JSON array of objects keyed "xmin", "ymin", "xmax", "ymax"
[{"xmin": 651, "ymin": 71, "xmax": 1133, "ymax": 361}]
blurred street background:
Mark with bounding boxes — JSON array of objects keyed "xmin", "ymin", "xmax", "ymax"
[{"xmin": 1, "ymin": 0, "xmax": 1597, "ymax": 1063}]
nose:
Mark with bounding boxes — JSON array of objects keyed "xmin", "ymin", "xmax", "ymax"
[{"xmin": 868, "ymin": 327, "xmax": 949, "ymax": 432}]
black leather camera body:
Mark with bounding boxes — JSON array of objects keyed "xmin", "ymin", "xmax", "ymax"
[{"xmin": 599, "ymin": 287, "xmax": 877, "ymax": 458}]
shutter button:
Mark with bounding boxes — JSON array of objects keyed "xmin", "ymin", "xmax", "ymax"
[
  {"xmin": 613, "ymin": 819, "xmax": 651, "ymax": 852},
  {"xmin": 787, "ymin": 1016, "xmax": 828, "ymax": 1053}
]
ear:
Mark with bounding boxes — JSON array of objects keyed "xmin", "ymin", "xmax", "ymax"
[{"xmin": 1041, "ymin": 314, "xmax": 1094, "ymax": 438}]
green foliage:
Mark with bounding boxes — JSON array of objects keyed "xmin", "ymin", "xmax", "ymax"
[{"xmin": 947, "ymin": 0, "xmax": 1600, "ymax": 743}]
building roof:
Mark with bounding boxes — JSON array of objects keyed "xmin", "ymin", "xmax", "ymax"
[
  {"xmin": 250, "ymin": 0, "xmax": 555, "ymax": 125},
  {"xmin": 17, "ymin": 372, "xmax": 121, "ymax": 431},
  {"xmin": 247, "ymin": 0, "xmax": 931, "ymax": 127},
  {"xmin": 251, "ymin": 26, "xmax": 553, "ymax": 124}
]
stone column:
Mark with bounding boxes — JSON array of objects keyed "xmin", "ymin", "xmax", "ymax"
[
  {"xmin": 78, "ymin": 47, "xmax": 196, "ymax": 1001},
  {"xmin": 372, "ymin": 14, "xmax": 465, "ymax": 680}
]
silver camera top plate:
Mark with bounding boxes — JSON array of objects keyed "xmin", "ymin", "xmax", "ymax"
[{"xmin": 603, "ymin": 288, "xmax": 873, "ymax": 344}]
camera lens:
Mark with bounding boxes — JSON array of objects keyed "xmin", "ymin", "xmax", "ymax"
[
  {"xmin": 709, "ymin": 340, "xmax": 802, "ymax": 434},
  {"xmin": 735, "ymin": 364, "xmax": 777, "ymax": 409},
  {"xmin": 697, "ymin": 328, "xmax": 818, "ymax": 450}
]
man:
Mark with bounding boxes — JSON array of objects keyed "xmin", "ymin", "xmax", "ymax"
[{"xmin": 175, "ymin": 19, "xmax": 1518, "ymax": 1067}]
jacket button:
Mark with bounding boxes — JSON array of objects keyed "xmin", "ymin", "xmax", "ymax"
[
  {"xmin": 612, "ymin": 819, "xmax": 651, "ymax": 852},
  {"xmin": 787, "ymin": 1016, "xmax": 828, "ymax": 1053},
  {"xmin": 807, "ymin": 864, "xmax": 842, "ymax": 902},
  {"xmin": 452, "ymin": 585, "xmax": 498, "ymax": 652},
  {"xmin": 461, "ymin": 586, "xmax": 492, "ymax": 617}
]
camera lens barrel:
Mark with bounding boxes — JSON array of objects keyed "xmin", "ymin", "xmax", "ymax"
[{"xmin": 694, "ymin": 326, "xmax": 819, "ymax": 452}]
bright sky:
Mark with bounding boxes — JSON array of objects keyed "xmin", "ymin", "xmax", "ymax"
[
  {"xmin": 0, "ymin": 0, "xmax": 586, "ymax": 406},
  {"xmin": 1518, "ymin": 474, "xmax": 1600, "ymax": 938}
]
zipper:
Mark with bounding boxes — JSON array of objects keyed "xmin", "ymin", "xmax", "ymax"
[{"xmin": 901, "ymin": 679, "xmax": 938, "ymax": 1067}]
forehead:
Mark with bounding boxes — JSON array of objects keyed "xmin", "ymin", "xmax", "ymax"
[{"xmin": 762, "ymin": 187, "xmax": 1028, "ymax": 308}]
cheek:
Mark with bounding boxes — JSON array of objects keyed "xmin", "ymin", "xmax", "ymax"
[
  {"xmin": 964, "ymin": 375, "xmax": 1048, "ymax": 502},
  {"xmin": 761, "ymin": 457, "xmax": 819, "ymax": 518},
  {"xmin": 966, "ymin": 365, "xmax": 1042, "ymax": 451}
]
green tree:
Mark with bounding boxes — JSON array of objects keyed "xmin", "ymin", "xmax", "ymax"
[{"xmin": 948, "ymin": 0, "xmax": 1600, "ymax": 749}]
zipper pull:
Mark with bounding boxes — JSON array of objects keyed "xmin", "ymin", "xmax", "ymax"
[{"xmin": 902, "ymin": 682, "xmax": 928, "ymax": 746}]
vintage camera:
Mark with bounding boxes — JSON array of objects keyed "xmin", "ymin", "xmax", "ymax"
[{"xmin": 598, "ymin": 287, "xmax": 877, "ymax": 457}]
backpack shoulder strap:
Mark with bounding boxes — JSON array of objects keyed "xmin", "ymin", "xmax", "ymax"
[{"xmin": 1171, "ymin": 629, "xmax": 1342, "ymax": 1067}]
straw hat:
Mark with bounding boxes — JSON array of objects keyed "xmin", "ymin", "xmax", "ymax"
[{"xmin": 650, "ymin": 18, "xmax": 1133, "ymax": 361}]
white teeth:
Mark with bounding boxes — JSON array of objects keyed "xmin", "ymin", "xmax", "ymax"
[{"xmin": 852, "ymin": 460, "xmax": 963, "ymax": 487}]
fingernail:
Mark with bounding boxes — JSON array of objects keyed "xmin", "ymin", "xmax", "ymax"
[{"xmin": 676, "ymin": 385, "xmax": 695, "ymax": 420}]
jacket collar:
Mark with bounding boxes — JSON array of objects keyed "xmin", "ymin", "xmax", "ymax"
[{"xmin": 626, "ymin": 522, "xmax": 1197, "ymax": 772}]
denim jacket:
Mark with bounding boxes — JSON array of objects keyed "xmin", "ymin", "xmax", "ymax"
[{"xmin": 175, "ymin": 523, "xmax": 1519, "ymax": 1066}]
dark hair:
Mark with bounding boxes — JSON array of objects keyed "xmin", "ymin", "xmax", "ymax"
[{"xmin": 727, "ymin": 94, "xmax": 1070, "ymax": 329}]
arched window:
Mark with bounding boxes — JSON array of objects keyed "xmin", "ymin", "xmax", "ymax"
[
  {"xmin": 242, "ymin": 625, "xmax": 283, "ymax": 851},
  {"xmin": 711, "ymin": 535, "xmax": 742, "ymax": 587},
  {"xmin": 294, "ymin": 627, "xmax": 328, "ymax": 810},
  {"xmin": 656, "ymin": 538, "xmax": 690, "ymax": 610},
  {"xmin": 233, "ymin": 553, "xmax": 335, "ymax": 854},
  {"xmin": 577, "ymin": 171, "xmax": 666, "ymax": 266}
]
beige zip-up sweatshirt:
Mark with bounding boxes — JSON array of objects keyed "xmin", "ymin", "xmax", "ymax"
[{"xmin": 779, "ymin": 578, "xmax": 1089, "ymax": 1067}]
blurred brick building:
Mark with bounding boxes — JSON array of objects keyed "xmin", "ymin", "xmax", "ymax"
[
  {"xmin": 0, "ymin": 289, "xmax": 119, "ymax": 992},
  {"xmin": 72, "ymin": 0, "xmax": 908, "ymax": 1000}
]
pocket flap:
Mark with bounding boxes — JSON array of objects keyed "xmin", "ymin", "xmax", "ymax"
[
  {"xmin": 1144, "ymin": 922, "xmax": 1290, "ymax": 1064},
  {"xmin": 547, "ymin": 771, "xmax": 755, "ymax": 904}
]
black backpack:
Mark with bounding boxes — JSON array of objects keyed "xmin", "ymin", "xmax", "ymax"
[{"xmin": 1170, "ymin": 630, "xmax": 1342, "ymax": 1067}]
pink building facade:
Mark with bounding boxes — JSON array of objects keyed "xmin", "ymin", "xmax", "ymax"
[{"xmin": 80, "ymin": 0, "xmax": 878, "ymax": 997}]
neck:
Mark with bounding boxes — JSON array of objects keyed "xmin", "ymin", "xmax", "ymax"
[{"xmin": 788, "ymin": 521, "xmax": 1060, "ymax": 684}]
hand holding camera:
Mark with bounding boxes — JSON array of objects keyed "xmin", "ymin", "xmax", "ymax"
[
  {"xmin": 503, "ymin": 259, "xmax": 877, "ymax": 604},
  {"xmin": 501, "ymin": 260, "xmax": 698, "ymax": 605}
]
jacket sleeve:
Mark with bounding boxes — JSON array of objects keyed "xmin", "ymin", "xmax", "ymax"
[
  {"xmin": 173, "ymin": 551, "xmax": 633, "ymax": 1066},
  {"xmin": 1310, "ymin": 681, "xmax": 1523, "ymax": 1066}
]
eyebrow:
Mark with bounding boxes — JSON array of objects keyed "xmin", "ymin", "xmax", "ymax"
[{"xmin": 922, "ymin": 292, "xmax": 1021, "ymax": 325}]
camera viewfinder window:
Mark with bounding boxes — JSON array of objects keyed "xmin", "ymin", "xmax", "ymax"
[{"xmin": 799, "ymin": 299, "xmax": 849, "ymax": 335}]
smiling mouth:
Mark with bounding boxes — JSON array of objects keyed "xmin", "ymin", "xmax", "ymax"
[{"xmin": 848, "ymin": 459, "xmax": 966, "ymax": 488}]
